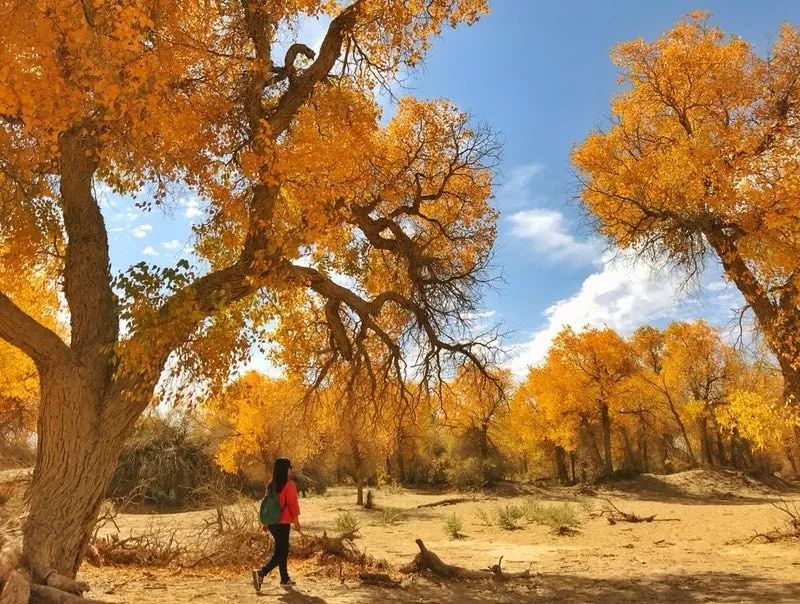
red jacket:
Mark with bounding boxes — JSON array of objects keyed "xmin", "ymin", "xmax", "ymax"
[{"xmin": 276, "ymin": 479, "xmax": 300, "ymax": 524}]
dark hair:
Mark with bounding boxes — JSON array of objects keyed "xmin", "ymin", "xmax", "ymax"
[{"xmin": 268, "ymin": 457, "xmax": 292, "ymax": 494}]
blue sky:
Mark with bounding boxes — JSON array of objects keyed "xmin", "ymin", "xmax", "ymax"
[{"xmin": 100, "ymin": 2, "xmax": 800, "ymax": 378}]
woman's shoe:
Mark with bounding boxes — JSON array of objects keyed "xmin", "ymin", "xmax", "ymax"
[
  {"xmin": 280, "ymin": 578, "xmax": 296, "ymax": 586},
  {"xmin": 251, "ymin": 570, "xmax": 263, "ymax": 593}
]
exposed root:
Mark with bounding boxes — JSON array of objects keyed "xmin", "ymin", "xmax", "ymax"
[
  {"xmin": 0, "ymin": 568, "xmax": 110, "ymax": 604},
  {"xmin": 400, "ymin": 539, "xmax": 532, "ymax": 581}
]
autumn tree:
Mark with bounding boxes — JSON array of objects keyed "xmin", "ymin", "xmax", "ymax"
[
  {"xmin": 573, "ymin": 13, "xmax": 800, "ymax": 417},
  {"xmin": 527, "ymin": 327, "xmax": 638, "ymax": 478},
  {"xmin": 442, "ymin": 365, "xmax": 510, "ymax": 458},
  {"xmin": 206, "ymin": 371, "xmax": 318, "ymax": 478},
  {"xmin": 0, "ymin": 0, "xmax": 496, "ymax": 581}
]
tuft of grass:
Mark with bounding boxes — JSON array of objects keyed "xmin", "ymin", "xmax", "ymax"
[
  {"xmin": 495, "ymin": 505, "xmax": 524, "ymax": 530},
  {"xmin": 522, "ymin": 499, "xmax": 581, "ymax": 529},
  {"xmin": 475, "ymin": 507, "xmax": 492, "ymax": 526},
  {"xmin": 334, "ymin": 511, "xmax": 361, "ymax": 536},
  {"xmin": 374, "ymin": 507, "xmax": 404, "ymax": 527},
  {"xmin": 443, "ymin": 513, "xmax": 464, "ymax": 539}
]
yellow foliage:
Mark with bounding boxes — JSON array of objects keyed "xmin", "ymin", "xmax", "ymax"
[{"xmin": 206, "ymin": 372, "xmax": 319, "ymax": 477}]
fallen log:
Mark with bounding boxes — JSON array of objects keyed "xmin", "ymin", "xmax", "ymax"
[
  {"xmin": 400, "ymin": 539, "xmax": 532, "ymax": 581},
  {"xmin": 416, "ymin": 497, "xmax": 472, "ymax": 509}
]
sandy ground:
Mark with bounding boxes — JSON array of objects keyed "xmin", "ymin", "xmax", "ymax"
[{"xmin": 68, "ymin": 470, "xmax": 800, "ymax": 603}]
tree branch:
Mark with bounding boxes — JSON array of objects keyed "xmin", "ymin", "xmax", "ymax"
[{"xmin": 0, "ymin": 292, "xmax": 72, "ymax": 365}]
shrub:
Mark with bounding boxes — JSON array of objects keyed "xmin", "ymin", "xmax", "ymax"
[
  {"xmin": 475, "ymin": 507, "xmax": 492, "ymax": 526},
  {"xmin": 495, "ymin": 505, "xmax": 524, "ymax": 530},
  {"xmin": 522, "ymin": 499, "xmax": 580, "ymax": 529},
  {"xmin": 334, "ymin": 512, "xmax": 361, "ymax": 537},
  {"xmin": 109, "ymin": 415, "xmax": 227, "ymax": 509},
  {"xmin": 443, "ymin": 513, "xmax": 464, "ymax": 539}
]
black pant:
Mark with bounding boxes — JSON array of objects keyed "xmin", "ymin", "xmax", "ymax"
[{"xmin": 260, "ymin": 523, "xmax": 291, "ymax": 582}]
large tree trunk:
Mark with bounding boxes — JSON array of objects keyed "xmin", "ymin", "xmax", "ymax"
[{"xmin": 22, "ymin": 368, "xmax": 131, "ymax": 580}]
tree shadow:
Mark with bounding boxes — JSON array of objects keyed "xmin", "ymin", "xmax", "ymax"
[{"xmin": 360, "ymin": 571, "xmax": 800, "ymax": 603}]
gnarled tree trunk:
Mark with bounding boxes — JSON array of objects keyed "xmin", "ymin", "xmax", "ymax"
[{"xmin": 22, "ymin": 366, "xmax": 149, "ymax": 579}]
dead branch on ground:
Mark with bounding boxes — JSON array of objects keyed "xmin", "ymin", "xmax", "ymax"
[
  {"xmin": 592, "ymin": 499, "xmax": 656, "ymax": 524},
  {"xmin": 400, "ymin": 539, "xmax": 532, "ymax": 581}
]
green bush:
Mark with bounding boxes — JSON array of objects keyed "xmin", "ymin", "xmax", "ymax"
[
  {"xmin": 495, "ymin": 505, "xmax": 524, "ymax": 530},
  {"xmin": 334, "ymin": 511, "xmax": 361, "ymax": 536},
  {"xmin": 443, "ymin": 513, "xmax": 464, "ymax": 539},
  {"xmin": 522, "ymin": 499, "xmax": 580, "ymax": 528}
]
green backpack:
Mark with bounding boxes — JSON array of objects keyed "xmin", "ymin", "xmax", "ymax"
[{"xmin": 259, "ymin": 489, "xmax": 285, "ymax": 525}]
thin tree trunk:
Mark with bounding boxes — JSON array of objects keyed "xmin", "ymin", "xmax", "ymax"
[
  {"xmin": 598, "ymin": 401, "xmax": 614, "ymax": 476},
  {"xmin": 580, "ymin": 416, "xmax": 604, "ymax": 474},
  {"xmin": 570, "ymin": 451, "xmax": 576, "ymax": 484},
  {"xmin": 619, "ymin": 427, "xmax": 637, "ymax": 472},
  {"xmin": 663, "ymin": 389, "xmax": 696, "ymax": 465},
  {"xmin": 356, "ymin": 479, "xmax": 364, "ymax": 506},
  {"xmin": 553, "ymin": 445, "xmax": 569, "ymax": 485},
  {"xmin": 715, "ymin": 423, "xmax": 727, "ymax": 466},
  {"xmin": 785, "ymin": 448, "xmax": 798, "ymax": 476},
  {"xmin": 698, "ymin": 417, "xmax": 713, "ymax": 466}
]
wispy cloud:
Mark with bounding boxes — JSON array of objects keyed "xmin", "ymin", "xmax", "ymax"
[
  {"xmin": 142, "ymin": 246, "xmax": 159, "ymax": 256},
  {"xmin": 162, "ymin": 240, "xmax": 181, "ymax": 250},
  {"xmin": 495, "ymin": 163, "xmax": 545, "ymax": 210},
  {"xmin": 131, "ymin": 224, "xmax": 153, "ymax": 238},
  {"xmin": 508, "ymin": 208, "xmax": 600, "ymax": 265}
]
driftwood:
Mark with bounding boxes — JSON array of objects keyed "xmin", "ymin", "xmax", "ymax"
[
  {"xmin": 595, "ymin": 499, "xmax": 656, "ymax": 524},
  {"xmin": 416, "ymin": 497, "xmax": 472, "ymax": 509},
  {"xmin": 400, "ymin": 539, "xmax": 532, "ymax": 581}
]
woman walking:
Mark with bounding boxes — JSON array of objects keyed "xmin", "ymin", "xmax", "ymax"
[{"xmin": 252, "ymin": 457, "xmax": 302, "ymax": 592}]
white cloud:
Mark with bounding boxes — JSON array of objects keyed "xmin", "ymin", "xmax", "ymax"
[
  {"xmin": 162, "ymin": 240, "xmax": 181, "ymax": 250},
  {"xmin": 179, "ymin": 197, "xmax": 203, "ymax": 219},
  {"xmin": 508, "ymin": 208, "xmax": 600, "ymax": 265},
  {"xmin": 507, "ymin": 250, "xmax": 688, "ymax": 377},
  {"xmin": 131, "ymin": 224, "xmax": 153, "ymax": 238},
  {"xmin": 142, "ymin": 246, "xmax": 159, "ymax": 256}
]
